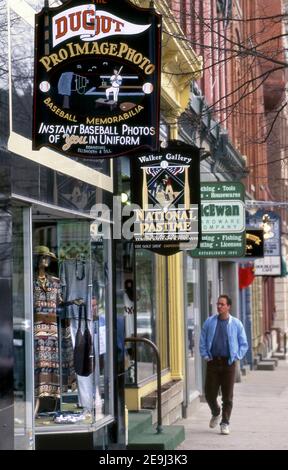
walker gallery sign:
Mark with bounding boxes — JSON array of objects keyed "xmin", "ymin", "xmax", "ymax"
[
  {"xmin": 130, "ymin": 142, "xmax": 201, "ymax": 255},
  {"xmin": 32, "ymin": 0, "xmax": 162, "ymax": 159}
]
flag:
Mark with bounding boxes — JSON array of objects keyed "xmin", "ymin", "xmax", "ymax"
[{"xmin": 239, "ymin": 265, "xmax": 255, "ymax": 289}]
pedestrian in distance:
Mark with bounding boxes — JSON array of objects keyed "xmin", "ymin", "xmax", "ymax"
[{"xmin": 199, "ymin": 294, "xmax": 248, "ymax": 435}]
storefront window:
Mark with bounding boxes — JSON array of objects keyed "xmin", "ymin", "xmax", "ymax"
[
  {"xmin": 117, "ymin": 157, "xmax": 170, "ymax": 385},
  {"xmin": 134, "ymin": 250, "xmax": 169, "ymax": 382},
  {"xmin": 31, "ymin": 216, "xmax": 112, "ymax": 430},
  {"xmin": 135, "ymin": 249, "xmax": 156, "ymax": 381},
  {"xmin": 119, "ymin": 244, "xmax": 169, "ymax": 385},
  {"xmin": 185, "ymin": 254, "xmax": 200, "ymax": 396}
]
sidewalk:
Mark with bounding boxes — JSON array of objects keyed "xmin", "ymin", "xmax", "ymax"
[{"xmin": 177, "ymin": 359, "xmax": 288, "ymax": 450}]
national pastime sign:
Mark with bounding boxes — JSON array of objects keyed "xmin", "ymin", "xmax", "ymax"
[
  {"xmin": 32, "ymin": 0, "xmax": 161, "ymax": 159},
  {"xmin": 131, "ymin": 141, "xmax": 201, "ymax": 255}
]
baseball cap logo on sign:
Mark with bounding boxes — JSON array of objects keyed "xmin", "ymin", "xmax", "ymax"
[{"xmin": 33, "ymin": 245, "xmax": 57, "ymax": 259}]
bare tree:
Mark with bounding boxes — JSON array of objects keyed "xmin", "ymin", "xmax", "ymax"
[{"xmin": 160, "ymin": 0, "xmax": 288, "ymax": 147}]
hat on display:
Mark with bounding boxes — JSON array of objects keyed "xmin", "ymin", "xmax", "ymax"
[{"xmin": 33, "ymin": 245, "xmax": 57, "ymax": 259}]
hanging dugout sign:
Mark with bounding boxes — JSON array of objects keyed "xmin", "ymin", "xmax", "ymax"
[
  {"xmin": 32, "ymin": 0, "xmax": 161, "ymax": 159},
  {"xmin": 245, "ymin": 229, "xmax": 264, "ymax": 258},
  {"xmin": 130, "ymin": 141, "xmax": 201, "ymax": 255}
]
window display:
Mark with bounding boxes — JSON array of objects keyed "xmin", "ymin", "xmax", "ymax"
[
  {"xmin": 32, "ymin": 219, "xmax": 111, "ymax": 429},
  {"xmin": 33, "ymin": 245, "xmax": 62, "ymax": 412},
  {"xmin": 59, "ymin": 251, "xmax": 102, "ymax": 415}
]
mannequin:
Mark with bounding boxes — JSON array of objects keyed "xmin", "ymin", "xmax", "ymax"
[
  {"xmin": 33, "ymin": 245, "xmax": 83, "ymax": 415},
  {"xmin": 33, "ymin": 246, "xmax": 62, "ymax": 414}
]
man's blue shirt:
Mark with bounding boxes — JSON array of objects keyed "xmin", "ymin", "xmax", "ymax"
[
  {"xmin": 211, "ymin": 318, "xmax": 229, "ymax": 358},
  {"xmin": 200, "ymin": 314, "xmax": 248, "ymax": 365}
]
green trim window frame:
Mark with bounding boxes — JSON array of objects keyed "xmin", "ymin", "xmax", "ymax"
[{"xmin": 12, "ymin": 206, "xmax": 34, "ymax": 450}]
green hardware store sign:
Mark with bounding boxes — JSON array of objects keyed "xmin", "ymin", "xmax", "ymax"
[{"xmin": 191, "ymin": 182, "xmax": 246, "ymax": 258}]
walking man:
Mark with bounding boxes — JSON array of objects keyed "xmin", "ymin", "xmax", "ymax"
[{"xmin": 200, "ymin": 295, "xmax": 248, "ymax": 435}]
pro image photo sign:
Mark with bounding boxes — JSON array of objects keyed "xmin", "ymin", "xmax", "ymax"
[
  {"xmin": 130, "ymin": 141, "xmax": 201, "ymax": 255},
  {"xmin": 32, "ymin": 0, "xmax": 161, "ymax": 159}
]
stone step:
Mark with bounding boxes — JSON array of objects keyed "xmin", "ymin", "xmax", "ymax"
[
  {"xmin": 127, "ymin": 425, "xmax": 185, "ymax": 450},
  {"xmin": 141, "ymin": 380, "xmax": 183, "ymax": 409},
  {"xmin": 263, "ymin": 358, "xmax": 278, "ymax": 366},
  {"xmin": 128, "ymin": 411, "xmax": 152, "ymax": 441},
  {"xmin": 149, "ymin": 398, "xmax": 183, "ymax": 426},
  {"xmin": 272, "ymin": 352, "xmax": 288, "ymax": 360},
  {"xmin": 256, "ymin": 361, "xmax": 275, "ymax": 371}
]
